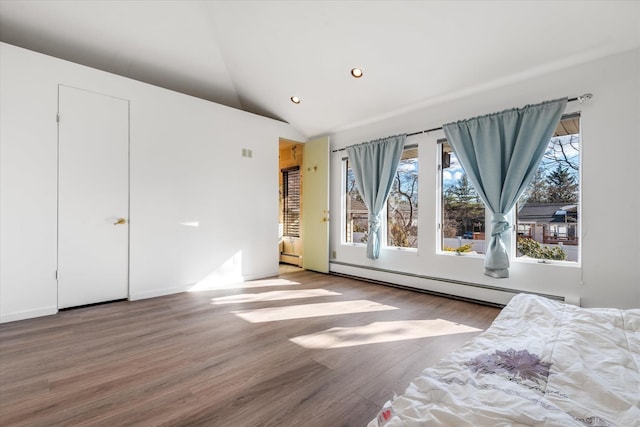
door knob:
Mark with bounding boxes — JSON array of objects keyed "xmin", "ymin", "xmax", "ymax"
[{"xmin": 114, "ymin": 218, "xmax": 127, "ymax": 225}]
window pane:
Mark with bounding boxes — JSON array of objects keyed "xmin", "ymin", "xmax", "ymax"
[
  {"xmin": 516, "ymin": 115, "xmax": 580, "ymax": 262},
  {"xmin": 387, "ymin": 147, "xmax": 418, "ymax": 248},
  {"xmin": 440, "ymin": 141, "xmax": 485, "ymax": 254},
  {"xmin": 282, "ymin": 167, "xmax": 300, "ymax": 237},
  {"xmin": 345, "ymin": 160, "xmax": 368, "ymax": 244}
]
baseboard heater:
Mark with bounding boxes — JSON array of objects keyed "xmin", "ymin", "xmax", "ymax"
[
  {"xmin": 280, "ymin": 253, "xmax": 302, "ymax": 267},
  {"xmin": 329, "ymin": 261, "xmax": 565, "ymax": 308}
]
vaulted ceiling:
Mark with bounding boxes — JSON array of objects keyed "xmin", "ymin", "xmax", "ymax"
[{"xmin": 1, "ymin": 1, "xmax": 639, "ymax": 138}]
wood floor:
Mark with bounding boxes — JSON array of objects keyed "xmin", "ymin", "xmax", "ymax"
[{"xmin": 0, "ymin": 270, "xmax": 500, "ymax": 427}]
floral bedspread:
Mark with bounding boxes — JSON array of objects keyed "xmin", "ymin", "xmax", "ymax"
[{"xmin": 369, "ymin": 293, "xmax": 640, "ymax": 427}]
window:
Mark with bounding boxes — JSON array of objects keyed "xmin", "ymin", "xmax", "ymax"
[
  {"xmin": 438, "ymin": 114, "xmax": 580, "ymax": 262},
  {"xmin": 344, "ymin": 145, "xmax": 419, "ymax": 248},
  {"xmin": 440, "ymin": 140, "xmax": 485, "ymax": 254},
  {"xmin": 344, "ymin": 160, "xmax": 368, "ymax": 244},
  {"xmin": 282, "ymin": 167, "xmax": 300, "ymax": 237},
  {"xmin": 516, "ymin": 114, "xmax": 580, "ymax": 262},
  {"xmin": 387, "ymin": 146, "xmax": 419, "ymax": 248}
]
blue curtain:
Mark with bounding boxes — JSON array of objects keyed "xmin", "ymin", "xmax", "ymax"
[
  {"xmin": 443, "ymin": 98, "xmax": 567, "ymax": 278},
  {"xmin": 347, "ymin": 135, "xmax": 406, "ymax": 259}
]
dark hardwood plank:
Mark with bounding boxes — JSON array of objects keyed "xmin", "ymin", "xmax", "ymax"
[{"xmin": 0, "ymin": 270, "xmax": 500, "ymax": 426}]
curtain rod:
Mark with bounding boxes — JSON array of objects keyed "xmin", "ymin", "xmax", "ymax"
[{"xmin": 332, "ymin": 93, "xmax": 592, "ymax": 153}]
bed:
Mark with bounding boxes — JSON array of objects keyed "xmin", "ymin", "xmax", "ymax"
[{"xmin": 369, "ymin": 293, "xmax": 640, "ymax": 426}]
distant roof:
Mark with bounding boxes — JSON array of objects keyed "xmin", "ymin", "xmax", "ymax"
[
  {"xmin": 518, "ymin": 203, "xmax": 578, "ymax": 222},
  {"xmin": 348, "ymin": 198, "xmax": 368, "ymax": 213},
  {"xmin": 348, "ymin": 197, "xmax": 418, "ymax": 215}
]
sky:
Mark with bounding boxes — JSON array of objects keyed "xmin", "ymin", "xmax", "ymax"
[{"xmin": 442, "ymin": 134, "xmax": 580, "ymax": 188}]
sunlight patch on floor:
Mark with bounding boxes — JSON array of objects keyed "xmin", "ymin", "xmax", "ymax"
[
  {"xmin": 289, "ymin": 319, "xmax": 482, "ymax": 349},
  {"xmin": 211, "ymin": 289, "xmax": 340, "ymax": 304},
  {"xmin": 232, "ymin": 300, "xmax": 398, "ymax": 323}
]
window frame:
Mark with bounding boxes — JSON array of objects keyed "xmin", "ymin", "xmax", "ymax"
[
  {"xmin": 385, "ymin": 144, "xmax": 419, "ymax": 251},
  {"xmin": 342, "ymin": 157, "xmax": 367, "ymax": 246},
  {"xmin": 437, "ymin": 138, "xmax": 485, "ymax": 257},
  {"xmin": 436, "ymin": 113, "xmax": 582, "ymax": 266},
  {"xmin": 342, "ymin": 144, "xmax": 420, "ymax": 251},
  {"xmin": 513, "ymin": 113, "xmax": 582, "ymax": 266}
]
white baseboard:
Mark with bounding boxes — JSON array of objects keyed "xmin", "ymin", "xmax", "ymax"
[
  {"xmin": 0, "ymin": 306, "xmax": 58, "ymax": 323},
  {"xmin": 129, "ymin": 286, "xmax": 189, "ymax": 301},
  {"xmin": 243, "ymin": 270, "xmax": 279, "ymax": 281}
]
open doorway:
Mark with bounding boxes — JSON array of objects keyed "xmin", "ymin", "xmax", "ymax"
[
  {"xmin": 279, "ymin": 139, "xmax": 304, "ymax": 269},
  {"xmin": 278, "ymin": 136, "xmax": 330, "ymax": 274}
]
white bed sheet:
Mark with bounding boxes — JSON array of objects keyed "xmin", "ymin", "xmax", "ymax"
[{"xmin": 369, "ymin": 293, "xmax": 640, "ymax": 427}]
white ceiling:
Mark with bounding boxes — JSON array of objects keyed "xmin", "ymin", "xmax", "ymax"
[{"xmin": 1, "ymin": 1, "xmax": 639, "ymax": 138}]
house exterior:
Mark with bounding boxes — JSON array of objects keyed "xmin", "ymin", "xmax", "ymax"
[{"xmin": 517, "ymin": 203, "xmax": 579, "ymax": 246}]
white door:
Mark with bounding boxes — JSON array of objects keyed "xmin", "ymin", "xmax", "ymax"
[
  {"xmin": 58, "ymin": 86, "xmax": 129, "ymax": 308},
  {"xmin": 302, "ymin": 136, "xmax": 330, "ymax": 273}
]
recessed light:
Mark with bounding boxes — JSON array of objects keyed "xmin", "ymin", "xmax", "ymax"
[
  {"xmin": 350, "ymin": 68, "xmax": 363, "ymax": 78},
  {"xmin": 290, "ymin": 96, "xmax": 301, "ymax": 104}
]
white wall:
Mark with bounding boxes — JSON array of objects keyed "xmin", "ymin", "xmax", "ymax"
[
  {"xmin": 0, "ymin": 42, "xmax": 304, "ymax": 322},
  {"xmin": 328, "ymin": 48, "xmax": 640, "ymax": 309}
]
